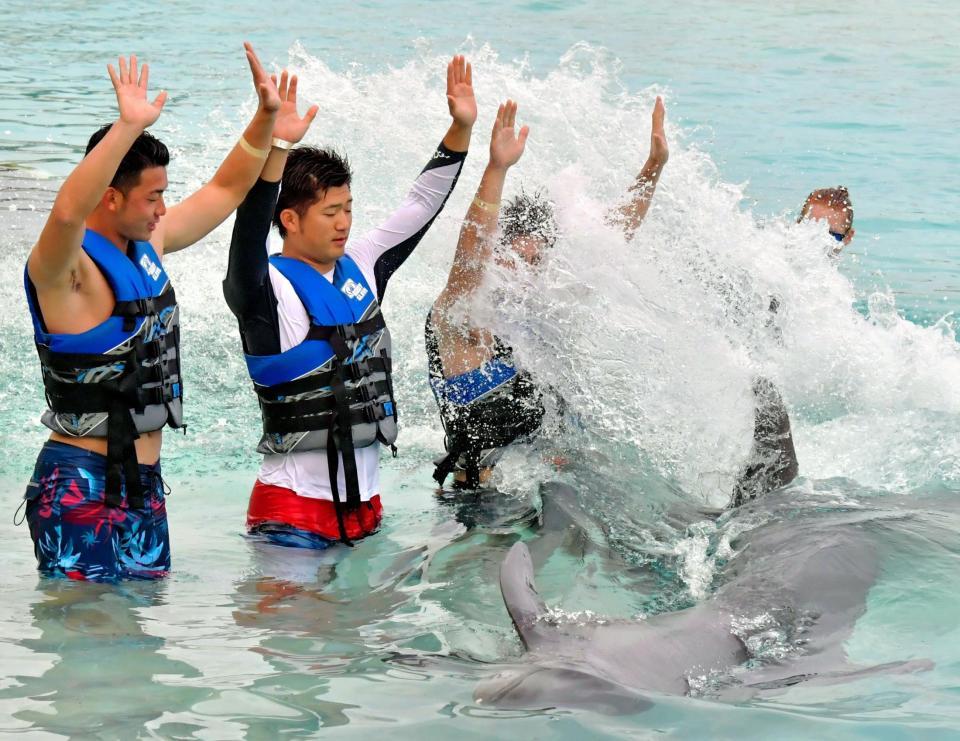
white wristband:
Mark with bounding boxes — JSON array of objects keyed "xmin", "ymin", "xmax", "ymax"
[{"xmin": 271, "ymin": 137, "xmax": 294, "ymax": 151}]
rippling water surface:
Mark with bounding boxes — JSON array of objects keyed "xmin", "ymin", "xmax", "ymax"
[{"xmin": 1, "ymin": 0, "xmax": 959, "ymax": 737}]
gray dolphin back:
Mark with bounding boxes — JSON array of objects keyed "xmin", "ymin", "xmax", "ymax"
[{"xmin": 500, "ymin": 542, "xmax": 550, "ymax": 649}]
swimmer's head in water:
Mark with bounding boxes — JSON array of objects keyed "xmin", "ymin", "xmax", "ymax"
[
  {"xmin": 499, "ymin": 190, "xmax": 559, "ymax": 266},
  {"xmin": 275, "ymin": 147, "xmax": 353, "ymax": 264},
  {"xmin": 799, "ymin": 186, "xmax": 855, "ymax": 248},
  {"xmin": 86, "ymin": 124, "xmax": 171, "ymax": 243}
]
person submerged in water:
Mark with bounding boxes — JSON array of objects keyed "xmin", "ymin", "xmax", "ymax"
[
  {"xmin": 223, "ymin": 56, "xmax": 476, "ymax": 548},
  {"xmin": 799, "ymin": 186, "xmax": 855, "ymax": 251},
  {"xmin": 426, "ymin": 97, "xmax": 670, "ymax": 489},
  {"xmin": 733, "ymin": 187, "xmax": 858, "ymax": 505},
  {"xmin": 21, "ymin": 46, "xmax": 282, "ymax": 581}
]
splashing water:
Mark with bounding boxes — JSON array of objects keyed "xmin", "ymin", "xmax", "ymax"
[{"xmin": 2, "ymin": 28, "xmax": 960, "ymax": 735}]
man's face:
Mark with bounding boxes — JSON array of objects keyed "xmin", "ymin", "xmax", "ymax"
[
  {"xmin": 804, "ymin": 202, "xmax": 855, "ymax": 247},
  {"xmin": 110, "ymin": 166, "xmax": 168, "ymax": 242},
  {"xmin": 285, "ymin": 185, "xmax": 353, "ymax": 265}
]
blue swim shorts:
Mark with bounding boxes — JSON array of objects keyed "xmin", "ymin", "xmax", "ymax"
[{"xmin": 22, "ymin": 441, "xmax": 171, "ymax": 582}]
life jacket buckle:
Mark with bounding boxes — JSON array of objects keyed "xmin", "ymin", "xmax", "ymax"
[{"xmin": 344, "ymin": 359, "xmax": 368, "ymax": 382}]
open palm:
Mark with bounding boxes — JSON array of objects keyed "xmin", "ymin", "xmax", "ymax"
[
  {"xmin": 446, "ymin": 55, "xmax": 477, "ymax": 128},
  {"xmin": 107, "ymin": 55, "xmax": 167, "ymax": 129},
  {"xmin": 271, "ymin": 71, "xmax": 319, "ymax": 143},
  {"xmin": 489, "ymin": 100, "xmax": 529, "ymax": 170},
  {"xmin": 244, "ymin": 42, "xmax": 281, "ymax": 113}
]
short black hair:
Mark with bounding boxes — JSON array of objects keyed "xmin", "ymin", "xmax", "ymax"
[
  {"xmin": 85, "ymin": 124, "xmax": 169, "ymax": 193},
  {"xmin": 500, "ymin": 189, "xmax": 558, "ymax": 247},
  {"xmin": 274, "ymin": 146, "xmax": 352, "ymax": 238}
]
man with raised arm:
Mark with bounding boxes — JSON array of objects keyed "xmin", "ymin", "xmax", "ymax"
[
  {"xmin": 224, "ymin": 56, "xmax": 475, "ymax": 548},
  {"xmin": 22, "ymin": 46, "xmax": 281, "ymax": 581},
  {"xmin": 426, "ymin": 98, "xmax": 669, "ymax": 489}
]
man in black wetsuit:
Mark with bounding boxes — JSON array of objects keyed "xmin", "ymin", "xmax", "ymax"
[
  {"xmin": 223, "ymin": 57, "xmax": 475, "ymax": 547},
  {"xmin": 426, "ymin": 96, "xmax": 800, "ymax": 504},
  {"xmin": 427, "ymin": 97, "xmax": 671, "ymax": 489}
]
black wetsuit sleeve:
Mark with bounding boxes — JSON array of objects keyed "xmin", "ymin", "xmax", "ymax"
[
  {"xmin": 348, "ymin": 142, "xmax": 467, "ymax": 302},
  {"xmin": 222, "ymin": 178, "xmax": 283, "ymax": 356}
]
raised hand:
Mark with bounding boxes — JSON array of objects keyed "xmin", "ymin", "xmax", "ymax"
[
  {"xmin": 648, "ymin": 96, "xmax": 668, "ymax": 167},
  {"xmin": 107, "ymin": 55, "xmax": 167, "ymax": 129},
  {"xmin": 244, "ymin": 42, "xmax": 281, "ymax": 114},
  {"xmin": 270, "ymin": 70, "xmax": 319, "ymax": 144},
  {"xmin": 446, "ymin": 55, "xmax": 477, "ymax": 128},
  {"xmin": 489, "ymin": 100, "xmax": 529, "ymax": 170}
]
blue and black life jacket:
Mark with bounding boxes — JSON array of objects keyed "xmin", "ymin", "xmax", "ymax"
[
  {"xmin": 24, "ymin": 229, "xmax": 183, "ymax": 507},
  {"xmin": 244, "ymin": 254, "xmax": 397, "ymax": 542},
  {"xmin": 424, "ymin": 308, "xmax": 545, "ymax": 488}
]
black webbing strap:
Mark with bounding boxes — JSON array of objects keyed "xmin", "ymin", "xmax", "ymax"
[
  {"xmin": 105, "ymin": 393, "xmax": 144, "ymax": 508},
  {"xmin": 380, "ymin": 349, "xmax": 397, "ymax": 426},
  {"xmin": 305, "ymin": 314, "xmax": 386, "ymax": 360},
  {"xmin": 255, "ymin": 357, "xmax": 391, "ymax": 401},
  {"xmin": 322, "ymin": 364, "xmax": 369, "ymax": 546},
  {"xmin": 260, "ymin": 380, "xmax": 393, "ymax": 434},
  {"xmin": 432, "ymin": 452, "xmax": 457, "ymax": 487},
  {"xmin": 113, "ymin": 288, "xmax": 177, "ymax": 319},
  {"xmin": 325, "ymin": 438, "xmax": 352, "ymax": 546},
  {"xmin": 113, "ymin": 288, "xmax": 177, "ymax": 332},
  {"xmin": 431, "ymin": 447, "xmax": 482, "ymax": 489},
  {"xmin": 331, "ymin": 372, "xmax": 361, "ymax": 510},
  {"xmin": 39, "ymin": 351, "xmax": 150, "ymax": 508},
  {"xmin": 45, "ymin": 377, "xmax": 169, "ymax": 415}
]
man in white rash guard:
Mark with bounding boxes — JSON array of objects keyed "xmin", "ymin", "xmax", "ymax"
[{"xmin": 224, "ymin": 56, "xmax": 476, "ymax": 547}]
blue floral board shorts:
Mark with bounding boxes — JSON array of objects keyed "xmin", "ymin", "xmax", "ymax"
[{"xmin": 23, "ymin": 441, "xmax": 171, "ymax": 582}]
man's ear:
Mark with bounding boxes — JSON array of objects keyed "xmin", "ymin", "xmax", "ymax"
[
  {"xmin": 102, "ymin": 187, "xmax": 123, "ymax": 213},
  {"xmin": 280, "ymin": 208, "xmax": 299, "ymax": 235},
  {"xmin": 844, "ymin": 228, "xmax": 855, "ymax": 245}
]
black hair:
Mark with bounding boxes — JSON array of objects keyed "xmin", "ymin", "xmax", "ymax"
[
  {"xmin": 500, "ymin": 189, "xmax": 558, "ymax": 248},
  {"xmin": 274, "ymin": 146, "xmax": 352, "ymax": 238},
  {"xmin": 85, "ymin": 124, "xmax": 170, "ymax": 193}
]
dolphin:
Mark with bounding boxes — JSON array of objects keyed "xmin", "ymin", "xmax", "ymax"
[{"xmin": 475, "ymin": 489, "xmax": 932, "ymax": 713}]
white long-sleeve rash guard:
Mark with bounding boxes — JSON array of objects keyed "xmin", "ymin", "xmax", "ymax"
[{"xmin": 225, "ymin": 142, "xmax": 467, "ymax": 501}]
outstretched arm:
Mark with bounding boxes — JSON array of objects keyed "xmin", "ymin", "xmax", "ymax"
[
  {"xmin": 615, "ymin": 96, "xmax": 668, "ymax": 238},
  {"xmin": 348, "ymin": 54, "xmax": 476, "ymax": 300},
  {"xmin": 223, "ymin": 69, "xmax": 317, "ymax": 339},
  {"xmin": 435, "ymin": 100, "xmax": 528, "ymax": 315},
  {"xmin": 159, "ymin": 42, "xmax": 280, "ymax": 254},
  {"xmin": 441, "ymin": 54, "xmax": 477, "ymax": 153},
  {"xmin": 258, "ymin": 71, "xmax": 318, "ymax": 183},
  {"xmin": 28, "ymin": 55, "xmax": 167, "ymax": 289}
]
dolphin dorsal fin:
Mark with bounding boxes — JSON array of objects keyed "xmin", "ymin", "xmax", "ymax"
[{"xmin": 499, "ymin": 542, "xmax": 550, "ymax": 649}]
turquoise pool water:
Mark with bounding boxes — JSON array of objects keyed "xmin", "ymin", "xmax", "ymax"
[{"xmin": 1, "ymin": 0, "xmax": 959, "ymax": 737}]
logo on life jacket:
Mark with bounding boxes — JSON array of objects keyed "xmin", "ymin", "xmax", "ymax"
[
  {"xmin": 139, "ymin": 254, "xmax": 162, "ymax": 281},
  {"xmin": 341, "ymin": 278, "xmax": 368, "ymax": 301}
]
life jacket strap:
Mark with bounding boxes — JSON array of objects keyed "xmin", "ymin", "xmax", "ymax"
[
  {"xmin": 325, "ymin": 438, "xmax": 352, "ymax": 546},
  {"xmin": 254, "ymin": 356, "xmax": 391, "ymax": 401},
  {"xmin": 113, "ymin": 288, "xmax": 177, "ymax": 332},
  {"xmin": 305, "ymin": 314, "xmax": 387, "ymax": 360},
  {"xmin": 112, "ymin": 288, "xmax": 177, "ymax": 318},
  {"xmin": 103, "ymin": 379, "xmax": 144, "ymax": 508},
  {"xmin": 432, "ymin": 452, "xmax": 457, "ymax": 487},
  {"xmin": 259, "ymin": 379, "xmax": 394, "ymax": 434}
]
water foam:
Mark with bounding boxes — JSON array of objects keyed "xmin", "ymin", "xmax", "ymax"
[{"xmin": 4, "ymin": 41, "xmax": 957, "ymax": 508}]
